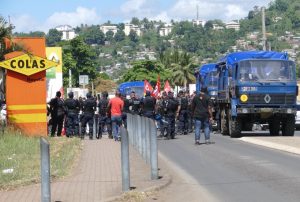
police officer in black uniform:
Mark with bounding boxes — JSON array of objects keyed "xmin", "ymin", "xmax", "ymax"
[
  {"xmin": 81, "ymin": 92, "xmax": 97, "ymax": 139},
  {"xmin": 159, "ymin": 92, "xmax": 168, "ymax": 138},
  {"xmin": 142, "ymin": 90, "xmax": 156, "ymax": 119},
  {"xmin": 129, "ymin": 91, "xmax": 141, "ymax": 115},
  {"xmin": 64, "ymin": 92, "xmax": 80, "ymax": 137},
  {"xmin": 49, "ymin": 91, "xmax": 65, "ymax": 137},
  {"xmin": 177, "ymin": 91, "xmax": 189, "ymax": 135},
  {"xmin": 161, "ymin": 91, "xmax": 178, "ymax": 139},
  {"xmin": 97, "ymin": 91, "xmax": 111, "ymax": 139}
]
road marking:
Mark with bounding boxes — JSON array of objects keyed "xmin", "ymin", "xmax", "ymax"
[{"xmin": 240, "ymin": 137, "xmax": 300, "ymax": 155}]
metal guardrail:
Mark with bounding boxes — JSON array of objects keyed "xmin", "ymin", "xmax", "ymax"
[
  {"xmin": 40, "ymin": 137, "xmax": 51, "ymax": 202},
  {"xmin": 126, "ymin": 113, "xmax": 158, "ymax": 180}
]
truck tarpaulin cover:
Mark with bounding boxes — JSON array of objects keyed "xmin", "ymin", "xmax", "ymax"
[
  {"xmin": 199, "ymin": 63, "xmax": 217, "ymax": 76},
  {"xmin": 218, "ymin": 51, "xmax": 289, "ymax": 66}
]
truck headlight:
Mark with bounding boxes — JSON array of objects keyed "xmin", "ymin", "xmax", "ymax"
[{"xmin": 240, "ymin": 94, "xmax": 248, "ymax": 102}]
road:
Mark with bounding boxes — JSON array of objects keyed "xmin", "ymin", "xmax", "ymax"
[{"xmin": 153, "ymin": 131, "xmax": 300, "ymax": 202}]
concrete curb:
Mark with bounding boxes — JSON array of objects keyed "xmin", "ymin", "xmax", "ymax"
[
  {"xmin": 104, "ymin": 174, "xmax": 172, "ymax": 202},
  {"xmin": 240, "ymin": 137, "xmax": 300, "ymax": 155}
]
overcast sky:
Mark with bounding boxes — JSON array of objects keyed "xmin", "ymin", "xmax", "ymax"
[{"xmin": 0, "ymin": 0, "xmax": 272, "ymax": 32}]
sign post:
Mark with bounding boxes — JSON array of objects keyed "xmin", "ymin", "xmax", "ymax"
[{"xmin": 79, "ymin": 75, "xmax": 89, "ymax": 89}]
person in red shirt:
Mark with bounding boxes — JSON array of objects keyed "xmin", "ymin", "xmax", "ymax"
[{"xmin": 108, "ymin": 91, "xmax": 124, "ymax": 141}]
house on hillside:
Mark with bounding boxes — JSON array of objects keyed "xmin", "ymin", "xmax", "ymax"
[
  {"xmin": 55, "ymin": 25, "xmax": 76, "ymax": 40},
  {"xmin": 226, "ymin": 21, "xmax": 240, "ymax": 31},
  {"xmin": 192, "ymin": 19, "xmax": 206, "ymax": 27},
  {"xmin": 159, "ymin": 24, "xmax": 173, "ymax": 36},
  {"xmin": 124, "ymin": 23, "xmax": 141, "ymax": 36},
  {"xmin": 100, "ymin": 25, "xmax": 118, "ymax": 35}
]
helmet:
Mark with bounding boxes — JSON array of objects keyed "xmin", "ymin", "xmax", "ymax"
[
  {"xmin": 86, "ymin": 92, "xmax": 92, "ymax": 98},
  {"xmin": 56, "ymin": 91, "xmax": 61, "ymax": 97},
  {"xmin": 146, "ymin": 90, "xmax": 151, "ymax": 96},
  {"xmin": 68, "ymin": 91, "xmax": 74, "ymax": 98},
  {"xmin": 102, "ymin": 91, "xmax": 108, "ymax": 98}
]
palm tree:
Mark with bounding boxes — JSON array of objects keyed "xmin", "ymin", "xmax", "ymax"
[
  {"xmin": 0, "ymin": 16, "xmax": 13, "ymax": 60},
  {"xmin": 171, "ymin": 52, "xmax": 196, "ymax": 90}
]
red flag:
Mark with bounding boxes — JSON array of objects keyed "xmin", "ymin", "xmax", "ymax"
[
  {"xmin": 144, "ymin": 80, "xmax": 153, "ymax": 95},
  {"xmin": 152, "ymin": 75, "xmax": 161, "ymax": 97},
  {"xmin": 164, "ymin": 80, "xmax": 171, "ymax": 93}
]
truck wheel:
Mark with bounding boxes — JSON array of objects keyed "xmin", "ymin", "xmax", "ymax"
[
  {"xmin": 269, "ymin": 120, "xmax": 280, "ymax": 136},
  {"xmin": 282, "ymin": 115, "xmax": 295, "ymax": 136},
  {"xmin": 228, "ymin": 110, "xmax": 242, "ymax": 138},
  {"xmin": 221, "ymin": 109, "xmax": 229, "ymax": 136}
]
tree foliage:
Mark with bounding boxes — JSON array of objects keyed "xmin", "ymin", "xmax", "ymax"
[
  {"xmin": 121, "ymin": 60, "xmax": 171, "ymax": 84},
  {"xmin": 62, "ymin": 37, "xmax": 98, "ymax": 87},
  {"xmin": 81, "ymin": 25, "xmax": 105, "ymax": 45},
  {"xmin": 46, "ymin": 29, "xmax": 62, "ymax": 46}
]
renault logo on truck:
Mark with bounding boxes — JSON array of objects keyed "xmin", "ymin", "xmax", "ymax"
[{"xmin": 264, "ymin": 94, "xmax": 271, "ymax": 103}]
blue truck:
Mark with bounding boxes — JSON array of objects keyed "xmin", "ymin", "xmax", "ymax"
[
  {"xmin": 117, "ymin": 81, "xmax": 144, "ymax": 98},
  {"xmin": 217, "ymin": 51, "xmax": 298, "ymax": 137}
]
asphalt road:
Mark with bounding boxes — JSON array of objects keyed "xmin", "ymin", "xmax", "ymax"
[{"xmin": 158, "ymin": 131, "xmax": 300, "ymax": 202}]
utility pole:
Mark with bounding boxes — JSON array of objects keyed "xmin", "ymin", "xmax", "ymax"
[
  {"xmin": 197, "ymin": 5, "xmax": 199, "ymax": 20},
  {"xmin": 262, "ymin": 7, "xmax": 266, "ymax": 51},
  {"xmin": 68, "ymin": 69, "xmax": 72, "ymax": 88}
]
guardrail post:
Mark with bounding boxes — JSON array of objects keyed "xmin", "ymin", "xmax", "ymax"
[
  {"xmin": 150, "ymin": 119, "xmax": 158, "ymax": 180},
  {"xmin": 146, "ymin": 117, "xmax": 151, "ymax": 164},
  {"xmin": 120, "ymin": 127, "xmax": 130, "ymax": 191},
  {"xmin": 40, "ymin": 137, "xmax": 51, "ymax": 202}
]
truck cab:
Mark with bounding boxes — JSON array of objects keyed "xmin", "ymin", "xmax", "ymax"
[{"xmin": 217, "ymin": 51, "xmax": 297, "ymax": 137}]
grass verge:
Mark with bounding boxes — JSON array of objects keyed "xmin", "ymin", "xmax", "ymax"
[{"xmin": 0, "ymin": 128, "xmax": 82, "ymax": 191}]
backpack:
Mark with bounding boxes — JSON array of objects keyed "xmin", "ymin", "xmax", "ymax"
[
  {"xmin": 180, "ymin": 97, "xmax": 188, "ymax": 110},
  {"xmin": 99, "ymin": 99, "xmax": 109, "ymax": 115}
]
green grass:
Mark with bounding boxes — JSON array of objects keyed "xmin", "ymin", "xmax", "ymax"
[{"xmin": 0, "ymin": 128, "xmax": 82, "ymax": 190}]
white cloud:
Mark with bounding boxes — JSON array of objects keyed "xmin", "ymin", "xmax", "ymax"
[
  {"xmin": 12, "ymin": 7, "xmax": 101, "ymax": 33},
  {"xmin": 150, "ymin": 11, "xmax": 172, "ymax": 22},
  {"xmin": 117, "ymin": 0, "xmax": 271, "ymax": 23},
  {"xmin": 120, "ymin": 0, "xmax": 147, "ymax": 14},
  {"xmin": 225, "ymin": 5, "xmax": 247, "ymax": 20},
  {"xmin": 42, "ymin": 7, "xmax": 101, "ymax": 30},
  {"xmin": 11, "ymin": 15, "xmax": 39, "ymax": 33}
]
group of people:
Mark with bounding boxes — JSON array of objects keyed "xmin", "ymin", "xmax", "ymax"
[{"xmin": 48, "ymin": 86, "xmax": 214, "ymax": 145}]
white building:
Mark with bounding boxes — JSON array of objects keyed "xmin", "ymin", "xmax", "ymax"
[
  {"xmin": 124, "ymin": 23, "xmax": 141, "ymax": 36},
  {"xmin": 192, "ymin": 19, "xmax": 206, "ymax": 27},
  {"xmin": 226, "ymin": 21, "xmax": 240, "ymax": 31},
  {"xmin": 213, "ymin": 24, "xmax": 224, "ymax": 30},
  {"xmin": 100, "ymin": 25, "xmax": 118, "ymax": 35},
  {"xmin": 55, "ymin": 25, "xmax": 76, "ymax": 40},
  {"xmin": 159, "ymin": 24, "xmax": 173, "ymax": 36}
]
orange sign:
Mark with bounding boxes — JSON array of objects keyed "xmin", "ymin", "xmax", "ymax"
[{"xmin": 2, "ymin": 37, "xmax": 58, "ymax": 136}]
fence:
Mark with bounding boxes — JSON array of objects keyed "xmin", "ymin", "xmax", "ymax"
[{"xmin": 126, "ymin": 113, "xmax": 158, "ymax": 180}]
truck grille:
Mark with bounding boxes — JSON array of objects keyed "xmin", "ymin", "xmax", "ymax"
[{"xmin": 246, "ymin": 94, "xmax": 295, "ymax": 104}]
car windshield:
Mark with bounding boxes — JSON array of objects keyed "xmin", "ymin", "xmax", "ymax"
[{"xmin": 238, "ymin": 60, "xmax": 295, "ymax": 82}]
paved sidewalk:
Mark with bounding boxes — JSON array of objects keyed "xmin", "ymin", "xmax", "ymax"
[
  {"xmin": 240, "ymin": 136, "xmax": 300, "ymax": 155},
  {"xmin": 0, "ymin": 135, "xmax": 169, "ymax": 202}
]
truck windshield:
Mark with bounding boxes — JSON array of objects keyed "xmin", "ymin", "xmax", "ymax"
[
  {"xmin": 206, "ymin": 71, "xmax": 218, "ymax": 88},
  {"xmin": 238, "ymin": 60, "xmax": 295, "ymax": 82}
]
